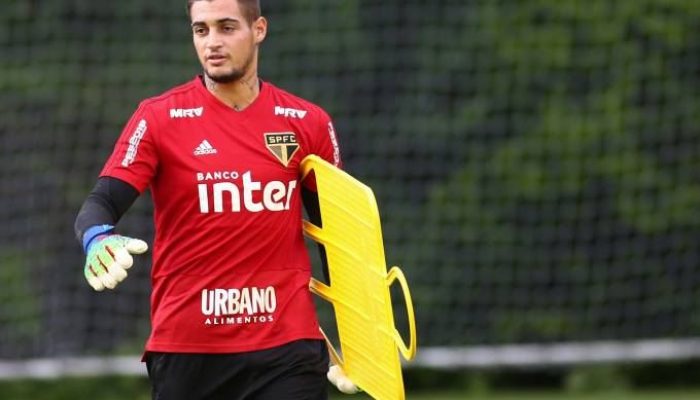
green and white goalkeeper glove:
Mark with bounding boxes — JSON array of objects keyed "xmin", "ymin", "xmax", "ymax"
[
  {"xmin": 327, "ymin": 364, "xmax": 359, "ymax": 394},
  {"xmin": 82, "ymin": 224, "xmax": 148, "ymax": 291}
]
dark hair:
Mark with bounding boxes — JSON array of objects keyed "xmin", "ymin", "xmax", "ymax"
[{"xmin": 187, "ymin": 0, "xmax": 261, "ymax": 25}]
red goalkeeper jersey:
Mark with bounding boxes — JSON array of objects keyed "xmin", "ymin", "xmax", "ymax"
[{"xmin": 100, "ymin": 76, "xmax": 342, "ymax": 353}]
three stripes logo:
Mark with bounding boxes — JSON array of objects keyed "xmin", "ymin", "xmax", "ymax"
[
  {"xmin": 264, "ymin": 132, "xmax": 299, "ymax": 167},
  {"xmin": 194, "ymin": 140, "xmax": 217, "ymax": 156}
]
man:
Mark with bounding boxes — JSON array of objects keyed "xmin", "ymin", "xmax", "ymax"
[{"xmin": 74, "ymin": 0, "xmax": 356, "ymax": 398}]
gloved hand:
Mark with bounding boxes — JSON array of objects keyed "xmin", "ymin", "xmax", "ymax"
[
  {"xmin": 82, "ymin": 225, "xmax": 148, "ymax": 291},
  {"xmin": 327, "ymin": 364, "xmax": 360, "ymax": 394}
]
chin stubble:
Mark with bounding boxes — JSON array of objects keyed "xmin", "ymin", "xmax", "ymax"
[{"xmin": 205, "ymin": 69, "xmax": 245, "ymax": 84}]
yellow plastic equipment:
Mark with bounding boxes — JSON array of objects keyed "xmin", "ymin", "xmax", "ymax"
[{"xmin": 300, "ymin": 155, "xmax": 417, "ymax": 400}]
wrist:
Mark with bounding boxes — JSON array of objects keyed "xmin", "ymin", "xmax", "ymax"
[{"xmin": 82, "ymin": 224, "xmax": 115, "ymax": 253}]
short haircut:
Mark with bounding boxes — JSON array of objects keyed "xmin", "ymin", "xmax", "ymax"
[{"xmin": 186, "ymin": 0, "xmax": 261, "ymax": 26}]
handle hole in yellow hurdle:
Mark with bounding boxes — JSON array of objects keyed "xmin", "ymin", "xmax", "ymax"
[{"xmin": 387, "ymin": 266, "xmax": 417, "ymax": 361}]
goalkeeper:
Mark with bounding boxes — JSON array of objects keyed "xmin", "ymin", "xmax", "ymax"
[{"xmin": 74, "ymin": 0, "xmax": 357, "ymax": 398}]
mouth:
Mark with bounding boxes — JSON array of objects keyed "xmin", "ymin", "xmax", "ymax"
[{"xmin": 206, "ymin": 54, "xmax": 227, "ymax": 66}]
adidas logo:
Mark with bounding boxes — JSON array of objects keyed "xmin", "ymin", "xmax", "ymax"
[{"xmin": 194, "ymin": 140, "xmax": 218, "ymax": 155}]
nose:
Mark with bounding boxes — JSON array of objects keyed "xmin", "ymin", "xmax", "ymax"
[{"xmin": 204, "ymin": 31, "xmax": 223, "ymax": 49}]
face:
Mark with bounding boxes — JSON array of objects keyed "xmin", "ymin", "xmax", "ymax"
[{"xmin": 190, "ymin": 0, "xmax": 266, "ymax": 83}]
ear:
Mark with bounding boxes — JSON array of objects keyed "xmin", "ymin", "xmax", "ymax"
[{"xmin": 252, "ymin": 16, "xmax": 267, "ymax": 44}]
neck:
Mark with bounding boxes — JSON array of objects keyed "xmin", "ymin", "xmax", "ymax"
[{"xmin": 204, "ymin": 72, "xmax": 260, "ymax": 111}]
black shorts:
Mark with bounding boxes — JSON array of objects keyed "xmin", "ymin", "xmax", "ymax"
[{"xmin": 145, "ymin": 339, "xmax": 329, "ymax": 400}]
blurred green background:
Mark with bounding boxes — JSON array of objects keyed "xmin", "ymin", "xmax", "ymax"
[{"xmin": 2, "ymin": 0, "xmax": 700, "ymax": 398}]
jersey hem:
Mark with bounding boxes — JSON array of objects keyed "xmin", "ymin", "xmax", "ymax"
[{"xmin": 144, "ymin": 332, "xmax": 325, "ymax": 354}]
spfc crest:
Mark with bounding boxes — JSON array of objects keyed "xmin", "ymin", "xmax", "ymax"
[{"xmin": 265, "ymin": 132, "xmax": 300, "ymax": 167}]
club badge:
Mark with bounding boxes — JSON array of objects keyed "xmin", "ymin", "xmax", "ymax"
[{"xmin": 264, "ymin": 132, "xmax": 300, "ymax": 167}]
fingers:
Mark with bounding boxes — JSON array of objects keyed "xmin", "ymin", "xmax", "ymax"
[
  {"xmin": 100, "ymin": 269, "xmax": 120, "ymax": 290},
  {"xmin": 85, "ymin": 237, "xmax": 146, "ymax": 291},
  {"xmin": 86, "ymin": 274, "xmax": 105, "ymax": 291},
  {"xmin": 108, "ymin": 262, "xmax": 129, "ymax": 282},
  {"xmin": 125, "ymin": 238, "xmax": 148, "ymax": 254},
  {"xmin": 327, "ymin": 365, "xmax": 359, "ymax": 394},
  {"xmin": 85, "ymin": 260, "xmax": 127, "ymax": 291},
  {"xmin": 115, "ymin": 237, "xmax": 148, "ymax": 268},
  {"xmin": 114, "ymin": 247, "xmax": 134, "ymax": 269}
]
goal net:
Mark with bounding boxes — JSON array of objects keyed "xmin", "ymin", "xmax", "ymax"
[{"xmin": 2, "ymin": 0, "xmax": 700, "ymax": 376}]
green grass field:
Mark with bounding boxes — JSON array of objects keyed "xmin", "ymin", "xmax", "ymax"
[
  {"xmin": 425, "ymin": 392, "xmax": 700, "ymax": 400},
  {"xmin": 397, "ymin": 391, "xmax": 700, "ymax": 400},
  {"xmin": 1, "ymin": 377, "xmax": 700, "ymax": 400}
]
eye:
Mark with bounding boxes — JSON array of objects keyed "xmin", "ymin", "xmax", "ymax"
[
  {"xmin": 222, "ymin": 25, "xmax": 236, "ymax": 33},
  {"xmin": 193, "ymin": 26, "xmax": 208, "ymax": 36}
]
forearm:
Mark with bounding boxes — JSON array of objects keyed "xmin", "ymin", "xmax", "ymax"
[
  {"xmin": 74, "ymin": 177, "xmax": 139, "ymax": 247},
  {"xmin": 76, "ymin": 176, "xmax": 147, "ymax": 291},
  {"xmin": 301, "ymin": 187, "xmax": 330, "ymax": 283}
]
